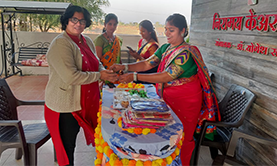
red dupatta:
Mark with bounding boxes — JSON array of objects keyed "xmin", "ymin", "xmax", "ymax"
[{"xmin": 156, "ymin": 44, "xmax": 221, "ymax": 140}]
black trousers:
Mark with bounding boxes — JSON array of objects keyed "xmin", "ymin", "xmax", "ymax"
[{"xmin": 59, "ymin": 113, "xmax": 80, "ymax": 166}]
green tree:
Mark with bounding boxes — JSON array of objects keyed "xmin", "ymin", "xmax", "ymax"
[{"xmin": 16, "ymin": 0, "xmax": 109, "ymax": 32}]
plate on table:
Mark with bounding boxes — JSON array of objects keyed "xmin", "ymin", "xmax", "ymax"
[{"xmin": 113, "ymin": 88, "xmax": 147, "ymax": 109}]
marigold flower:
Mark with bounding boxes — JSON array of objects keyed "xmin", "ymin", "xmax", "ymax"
[
  {"xmin": 134, "ymin": 128, "xmax": 143, "ymax": 135},
  {"xmin": 106, "ymin": 149, "xmax": 114, "ymax": 157},
  {"xmin": 121, "ymin": 158, "xmax": 129, "ymax": 166},
  {"xmin": 143, "ymin": 160, "xmax": 152, "ymax": 166},
  {"xmin": 102, "ymin": 142, "xmax": 108, "ymax": 148},
  {"xmin": 97, "ymin": 111, "xmax": 101, "ymax": 117},
  {"xmin": 95, "ymin": 127, "xmax": 101, "ymax": 134},
  {"xmin": 118, "ymin": 120, "xmax": 122, "ymax": 128},
  {"xmin": 117, "ymin": 117, "xmax": 123, "ymax": 123},
  {"xmin": 104, "ymin": 146, "xmax": 110, "ymax": 154},
  {"xmin": 161, "ymin": 160, "xmax": 167, "ymax": 166},
  {"xmin": 114, "ymin": 159, "xmax": 122, "ymax": 166},
  {"xmin": 94, "ymin": 158, "xmax": 102, "ymax": 165},
  {"xmin": 96, "ymin": 153, "xmax": 103, "ymax": 160},
  {"xmin": 95, "ymin": 138, "xmax": 100, "ymax": 145},
  {"xmin": 151, "ymin": 161, "xmax": 159, "ymax": 166},
  {"xmin": 171, "ymin": 152, "xmax": 176, "ymax": 160},
  {"xmin": 142, "ymin": 128, "xmax": 151, "ymax": 135},
  {"xmin": 127, "ymin": 128, "xmax": 134, "ymax": 133},
  {"xmin": 165, "ymin": 156, "xmax": 173, "ymax": 164},
  {"xmin": 97, "ymin": 146, "xmax": 103, "ymax": 153},
  {"xmin": 109, "ymin": 153, "xmax": 118, "ymax": 166},
  {"xmin": 175, "ymin": 148, "xmax": 180, "ymax": 156},
  {"xmin": 135, "ymin": 160, "xmax": 143, "ymax": 166},
  {"xmin": 150, "ymin": 128, "xmax": 156, "ymax": 133},
  {"xmin": 100, "ymin": 138, "xmax": 105, "ymax": 145},
  {"xmin": 177, "ymin": 143, "xmax": 182, "ymax": 149},
  {"xmin": 156, "ymin": 159, "xmax": 163, "ymax": 165},
  {"xmin": 128, "ymin": 160, "xmax": 136, "ymax": 166}
]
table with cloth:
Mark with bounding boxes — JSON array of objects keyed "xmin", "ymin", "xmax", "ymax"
[{"xmin": 99, "ymin": 84, "xmax": 183, "ymax": 165}]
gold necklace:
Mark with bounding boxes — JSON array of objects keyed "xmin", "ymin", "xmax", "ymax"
[{"xmin": 105, "ymin": 32, "xmax": 114, "ymax": 43}]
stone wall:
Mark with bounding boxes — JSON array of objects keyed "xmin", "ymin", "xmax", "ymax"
[{"xmin": 190, "ymin": 0, "xmax": 277, "ymax": 165}]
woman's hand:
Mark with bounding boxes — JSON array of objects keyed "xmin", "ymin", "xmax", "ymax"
[
  {"xmin": 100, "ymin": 70, "xmax": 118, "ymax": 83},
  {"xmin": 129, "ymin": 50, "xmax": 142, "ymax": 60},
  {"xmin": 110, "ymin": 64, "xmax": 125, "ymax": 72},
  {"xmin": 99, "ymin": 80, "xmax": 104, "ymax": 89},
  {"xmin": 119, "ymin": 73, "xmax": 133, "ymax": 83}
]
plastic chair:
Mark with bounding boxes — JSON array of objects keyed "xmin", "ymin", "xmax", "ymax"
[
  {"xmin": 191, "ymin": 84, "xmax": 256, "ymax": 165},
  {"xmin": 212, "ymin": 129, "xmax": 277, "ymax": 165},
  {"xmin": 0, "ymin": 78, "xmax": 50, "ymax": 165}
]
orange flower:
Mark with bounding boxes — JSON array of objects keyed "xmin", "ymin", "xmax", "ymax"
[
  {"xmin": 161, "ymin": 159, "xmax": 167, "ymax": 166},
  {"xmin": 102, "ymin": 142, "xmax": 109, "ymax": 148},
  {"xmin": 150, "ymin": 128, "xmax": 156, "ymax": 133},
  {"xmin": 128, "ymin": 160, "xmax": 136, "ymax": 166},
  {"xmin": 171, "ymin": 152, "xmax": 176, "ymax": 160},
  {"xmin": 134, "ymin": 128, "xmax": 143, "ymax": 135},
  {"xmin": 106, "ymin": 163, "xmax": 111, "ymax": 166},
  {"xmin": 106, "ymin": 149, "xmax": 114, "ymax": 157},
  {"xmin": 177, "ymin": 143, "xmax": 182, "ymax": 149},
  {"xmin": 143, "ymin": 160, "xmax": 152, "ymax": 166},
  {"xmin": 114, "ymin": 159, "xmax": 123, "ymax": 166},
  {"xmin": 117, "ymin": 117, "xmax": 123, "ymax": 123},
  {"xmin": 96, "ymin": 153, "xmax": 103, "ymax": 159}
]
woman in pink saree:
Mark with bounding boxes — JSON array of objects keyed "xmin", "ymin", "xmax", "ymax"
[{"xmin": 110, "ymin": 13, "xmax": 221, "ymax": 165}]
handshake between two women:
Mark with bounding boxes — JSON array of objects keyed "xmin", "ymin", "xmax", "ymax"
[{"xmin": 100, "ymin": 64, "xmax": 134, "ymax": 83}]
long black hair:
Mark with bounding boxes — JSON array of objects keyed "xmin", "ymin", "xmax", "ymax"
[{"xmin": 139, "ymin": 20, "xmax": 158, "ymax": 43}]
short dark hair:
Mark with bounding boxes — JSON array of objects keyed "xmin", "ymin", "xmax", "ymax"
[
  {"xmin": 60, "ymin": 5, "xmax": 92, "ymax": 30},
  {"xmin": 166, "ymin": 13, "xmax": 188, "ymax": 37},
  {"xmin": 139, "ymin": 20, "xmax": 158, "ymax": 43}
]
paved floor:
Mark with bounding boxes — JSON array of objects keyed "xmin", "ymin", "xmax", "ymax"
[{"xmin": 1, "ymin": 75, "xmax": 213, "ymax": 166}]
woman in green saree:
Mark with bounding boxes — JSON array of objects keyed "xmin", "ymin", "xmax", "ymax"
[
  {"xmin": 94, "ymin": 13, "xmax": 122, "ymax": 70},
  {"xmin": 111, "ymin": 14, "xmax": 221, "ymax": 165}
]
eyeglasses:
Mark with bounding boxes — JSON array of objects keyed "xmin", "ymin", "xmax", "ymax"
[{"xmin": 69, "ymin": 17, "xmax": 86, "ymax": 25}]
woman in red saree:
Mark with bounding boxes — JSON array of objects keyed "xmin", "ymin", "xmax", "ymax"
[
  {"xmin": 128, "ymin": 20, "xmax": 159, "ymax": 84},
  {"xmin": 110, "ymin": 14, "xmax": 221, "ymax": 165}
]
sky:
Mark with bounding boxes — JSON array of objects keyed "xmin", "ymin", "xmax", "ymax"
[{"xmin": 101, "ymin": 0, "xmax": 192, "ymax": 25}]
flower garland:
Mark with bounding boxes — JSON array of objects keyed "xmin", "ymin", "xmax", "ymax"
[
  {"xmin": 117, "ymin": 82, "xmax": 145, "ymax": 89},
  {"xmin": 117, "ymin": 117, "xmax": 157, "ymax": 135},
  {"xmin": 95, "ymin": 101, "xmax": 185, "ymax": 166}
]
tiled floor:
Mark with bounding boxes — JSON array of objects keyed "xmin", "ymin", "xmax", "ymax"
[{"xmin": 1, "ymin": 75, "xmax": 212, "ymax": 166}]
